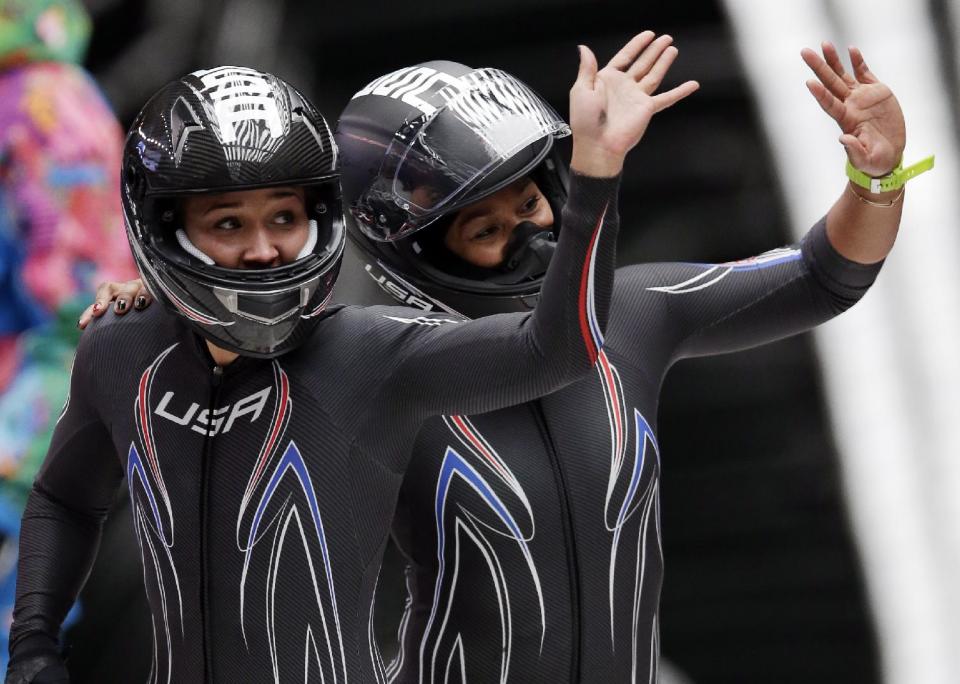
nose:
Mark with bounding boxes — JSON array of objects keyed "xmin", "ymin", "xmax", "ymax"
[
  {"xmin": 241, "ymin": 227, "xmax": 281, "ymax": 268},
  {"xmin": 506, "ymin": 215, "xmax": 551, "ymax": 238}
]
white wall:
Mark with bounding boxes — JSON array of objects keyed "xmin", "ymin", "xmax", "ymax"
[{"xmin": 722, "ymin": 2, "xmax": 960, "ymax": 682}]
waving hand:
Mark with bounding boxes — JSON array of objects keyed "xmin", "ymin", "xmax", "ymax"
[
  {"xmin": 570, "ymin": 31, "xmax": 699, "ymax": 177},
  {"xmin": 802, "ymin": 42, "xmax": 905, "ymax": 177}
]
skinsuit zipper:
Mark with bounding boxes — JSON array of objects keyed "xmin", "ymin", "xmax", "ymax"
[
  {"xmin": 200, "ymin": 364, "xmax": 224, "ymax": 682},
  {"xmin": 530, "ymin": 401, "xmax": 582, "ymax": 682}
]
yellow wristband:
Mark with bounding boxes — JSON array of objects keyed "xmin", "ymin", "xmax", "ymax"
[{"xmin": 846, "ymin": 155, "xmax": 935, "ymax": 194}]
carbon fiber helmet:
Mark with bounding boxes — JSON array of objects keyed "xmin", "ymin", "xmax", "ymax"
[
  {"xmin": 122, "ymin": 66, "xmax": 344, "ymax": 358},
  {"xmin": 336, "ymin": 61, "xmax": 569, "ymax": 317}
]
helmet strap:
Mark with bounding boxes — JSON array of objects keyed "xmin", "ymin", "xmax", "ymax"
[
  {"xmin": 297, "ymin": 220, "xmax": 319, "ymax": 259},
  {"xmin": 175, "ymin": 229, "xmax": 214, "ymax": 265}
]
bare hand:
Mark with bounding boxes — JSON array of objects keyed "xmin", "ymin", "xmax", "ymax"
[
  {"xmin": 802, "ymin": 42, "xmax": 905, "ymax": 177},
  {"xmin": 569, "ymin": 31, "xmax": 700, "ymax": 177},
  {"xmin": 78, "ymin": 279, "xmax": 151, "ymax": 329}
]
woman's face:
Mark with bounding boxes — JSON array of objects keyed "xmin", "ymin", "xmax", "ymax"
[
  {"xmin": 444, "ymin": 178, "xmax": 554, "ymax": 268},
  {"xmin": 182, "ymin": 186, "xmax": 310, "ymax": 268}
]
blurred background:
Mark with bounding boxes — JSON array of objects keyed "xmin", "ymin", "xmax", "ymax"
[{"xmin": 2, "ymin": 0, "xmax": 959, "ymax": 682}]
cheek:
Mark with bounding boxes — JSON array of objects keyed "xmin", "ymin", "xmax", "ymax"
[
  {"xmin": 187, "ymin": 227, "xmax": 240, "ymax": 267},
  {"xmin": 276, "ymin": 225, "xmax": 310, "ymax": 260},
  {"xmin": 445, "ymin": 230, "xmax": 509, "ymax": 268},
  {"xmin": 532, "ymin": 201, "xmax": 554, "ymax": 226},
  {"xmin": 475, "ymin": 237, "xmax": 510, "ymax": 268}
]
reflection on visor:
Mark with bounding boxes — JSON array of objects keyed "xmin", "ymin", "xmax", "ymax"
[{"xmin": 357, "ymin": 69, "xmax": 569, "ymax": 242}]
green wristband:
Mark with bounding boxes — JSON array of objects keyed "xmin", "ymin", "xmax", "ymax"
[{"xmin": 846, "ymin": 155, "xmax": 935, "ymax": 194}]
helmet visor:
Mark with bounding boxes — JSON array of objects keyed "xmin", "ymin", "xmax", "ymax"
[{"xmin": 358, "ymin": 68, "xmax": 569, "ymax": 241}]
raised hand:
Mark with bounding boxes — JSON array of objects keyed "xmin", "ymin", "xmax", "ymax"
[
  {"xmin": 802, "ymin": 42, "xmax": 905, "ymax": 177},
  {"xmin": 569, "ymin": 31, "xmax": 700, "ymax": 177}
]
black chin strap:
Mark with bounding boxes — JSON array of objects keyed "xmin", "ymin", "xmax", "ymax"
[{"xmin": 487, "ymin": 221, "xmax": 556, "ymax": 284}]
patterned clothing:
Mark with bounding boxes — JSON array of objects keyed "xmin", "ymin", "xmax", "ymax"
[{"xmin": 0, "ymin": 60, "xmax": 135, "ymax": 666}]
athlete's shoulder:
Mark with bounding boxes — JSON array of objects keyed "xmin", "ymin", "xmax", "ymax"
[
  {"xmin": 290, "ymin": 304, "xmax": 466, "ymax": 373},
  {"xmin": 66, "ymin": 306, "xmax": 184, "ymax": 400},
  {"xmin": 334, "ymin": 304, "xmax": 466, "ymax": 329},
  {"xmin": 612, "ymin": 263, "xmax": 666, "ymax": 303},
  {"xmin": 78, "ymin": 303, "xmax": 179, "ymax": 357},
  {"xmin": 614, "ymin": 260, "xmax": 731, "ymax": 298}
]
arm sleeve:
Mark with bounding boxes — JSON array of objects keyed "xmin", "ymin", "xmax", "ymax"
[
  {"xmin": 382, "ymin": 172, "xmax": 620, "ymax": 419},
  {"xmin": 7, "ymin": 333, "xmax": 124, "ymax": 664},
  {"xmin": 611, "ymin": 217, "xmax": 883, "ymax": 371}
]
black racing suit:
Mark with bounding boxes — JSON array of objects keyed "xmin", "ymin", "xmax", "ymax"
[
  {"xmin": 6, "ymin": 174, "xmax": 620, "ymax": 683},
  {"xmin": 374, "ymin": 219, "xmax": 883, "ymax": 683}
]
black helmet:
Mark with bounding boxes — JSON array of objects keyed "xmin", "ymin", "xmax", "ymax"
[
  {"xmin": 335, "ymin": 61, "xmax": 569, "ymax": 318},
  {"xmin": 122, "ymin": 66, "xmax": 344, "ymax": 358}
]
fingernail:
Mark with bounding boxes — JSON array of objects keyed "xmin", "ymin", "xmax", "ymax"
[
  {"xmin": 115, "ymin": 298, "xmax": 127, "ymax": 312},
  {"xmin": 92, "ymin": 301, "xmax": 102, "ymax": 313},
  {"xmin": 77, "ymin": 318, "xmax": 83, "ymax": 329},
  {"xmin": 135, "ymin": 295, "xmax": 147, "ymax": 309}
]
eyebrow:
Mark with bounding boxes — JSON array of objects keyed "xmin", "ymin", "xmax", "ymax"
[
  {"xmin": 202, "ymin": 190, "xmax": 299, "ymax": 216},
  {"xmin": 455, "ymin": 204, "xmax": 490, "ymax": 226},
  {"xmin": 457, "ymin": 178, "xmax": 534, "ymax": 226}
]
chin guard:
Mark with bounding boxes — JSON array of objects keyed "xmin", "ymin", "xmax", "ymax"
[{"xmin": 488, "ymin": 221, "xmax": 556, "ymax": 284}]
